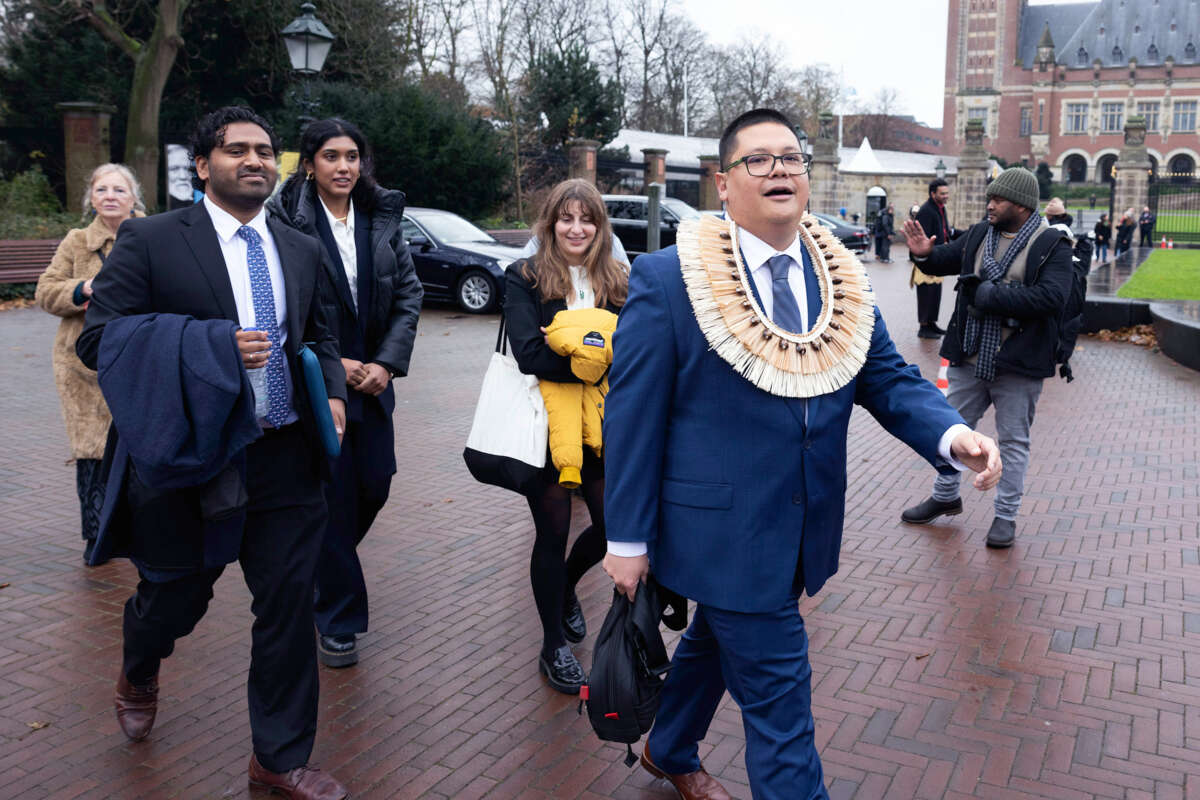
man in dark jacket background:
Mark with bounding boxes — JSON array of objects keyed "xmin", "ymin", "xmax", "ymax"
[
  {"xmin": 912, "ymin": 178, "xmax": 954, "ymax": 338},
  {"xmin": 898, "ymin": 167, "xmax": 1073, "ymax": 549},
  {"xmin": 874, "ymin": 203, "xmax": 895, "ymax": 262}
]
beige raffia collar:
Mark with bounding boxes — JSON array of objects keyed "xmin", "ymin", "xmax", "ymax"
[{"xmin": 676, "ymin": 213, "xmax": 875, "ymax": 398}]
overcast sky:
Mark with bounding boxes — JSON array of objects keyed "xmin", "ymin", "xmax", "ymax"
[{"xmin": 678, "ymin": 0, "xmax": 1095, "ymax": 130}]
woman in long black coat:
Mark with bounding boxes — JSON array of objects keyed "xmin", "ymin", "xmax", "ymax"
[{"xmin": 268, "ymin": 118, "xmax": 423, "ymax": 668}]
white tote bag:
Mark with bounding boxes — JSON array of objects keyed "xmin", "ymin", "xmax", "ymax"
[{"xmin": 463, "ymin": 316, "xmax": 547, "ymax": 494}]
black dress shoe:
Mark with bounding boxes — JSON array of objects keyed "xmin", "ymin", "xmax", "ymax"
[
  {"xmin": 900, "ymin": 496, "xmax": 963, "ymax": 525},
  {"xmin": 317, "ymin": 634, "xmax": 358, "ymax": 668},
  {"xmin": 562, "ymin": 592, "xmax": 586, "ymax": 643},
  {"xmin": 917, "ymin": 325, "xmax": 943, "ymax": 339},
  {"xmin": 931, "ymin": 323, "xmax": 947, "ymax": 334},
  {"xmin": 538, "ymin": 645, "xmax": 584, "ymax": 694},
  {"xmin": 986, "ymin": 517, "xmax": 1016, "ymax": 548}
]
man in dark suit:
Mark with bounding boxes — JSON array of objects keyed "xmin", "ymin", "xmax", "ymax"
[
  {"xmin": 912, "ymin": 178, "xmax": 954, "ymax": 338},
  {"xmin": 602, "ymin": 108, "xmax": 1002, "ymax": 800},
  {"xmin": 77, "ymin": 107, "xmax": 350, "ymax": 800}
]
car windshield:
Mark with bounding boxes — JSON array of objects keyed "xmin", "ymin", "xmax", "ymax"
[
  {"xmin": 662, "ymin": 198, "xmax": 702, "ymax": 220},
  {"xmin": 410, "ymin": 211, "xmax": 497, "ymax": 245}
]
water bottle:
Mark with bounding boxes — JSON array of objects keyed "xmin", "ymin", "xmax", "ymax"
[{"xmin": 244, "ymin": 326, "xmax": 271, "ymax": 420}]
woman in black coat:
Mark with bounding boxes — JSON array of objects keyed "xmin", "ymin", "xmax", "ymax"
[
  {"xmin": 503, "ymin": 179, "xmax": 627, "ymax": 694},
  {"xmin": 268, "ymin": 118, "xmax": 423, "ymax": 668},
  {"xmin": 1093, "ymin": 213, "xmax": 1111, "ymax": 263},
  {"xmin": 1114, "ymin": 210, "xmax": 1136, "ymax": 257}
]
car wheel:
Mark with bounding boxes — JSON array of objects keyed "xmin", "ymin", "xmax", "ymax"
[{"xmin": 456, "ymin": 269, "xmax": 497, "ymax": 313}]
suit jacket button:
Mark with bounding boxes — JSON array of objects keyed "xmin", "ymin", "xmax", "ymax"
[{"xmin": 792, "ymin": 493, "xmax": 804, "ymax": 505}]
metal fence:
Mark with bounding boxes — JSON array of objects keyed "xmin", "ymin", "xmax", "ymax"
[{"xmin": 1149, "ymin": 174, "xmax": 1200, "ymax": 243}]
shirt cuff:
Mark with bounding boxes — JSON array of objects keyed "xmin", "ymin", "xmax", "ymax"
[
  {"xmin": 607, "ymin": 540, "xmax": 648, "ymax": 557},
  {"xmin": 939, "ymin": 423, "xmax": 972, "ymax": 471}
]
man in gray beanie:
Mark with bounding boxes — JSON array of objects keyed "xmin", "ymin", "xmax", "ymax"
[{"xmin": 897, "ymin": 167, "xmax": 1074, "ymax": 548}]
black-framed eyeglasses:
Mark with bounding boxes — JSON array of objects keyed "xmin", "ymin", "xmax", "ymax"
[{"xmin": 724, "ymin": 152, "xmax": 813, "ymax": 176}]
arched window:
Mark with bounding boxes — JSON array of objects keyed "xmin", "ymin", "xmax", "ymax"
[
  {"xmin": 1147, "ymin": 44, "xmax": 1160, "ymax": 62},
  {"xmin": 1077, "ymin": 47, "xmax": 1089, "ymax": 65},
  {"xmin": 1168, "ymin": 154, "xmax": 1195, "ymax": 183},
  {"xmin": 1063, "ymin": 154, "xmax": 1088, "ymax": 183},
  {"xmin": 1186, "ymin": 42, "xmax": 1197, "ymax": 61},
  {"xmin": 1112, "ymin": 45, "xmax": 1124, "ymax": 62},
  {"xmin": 1096, "ymin": 154, "xmax": 1118, "ymax": 184}
]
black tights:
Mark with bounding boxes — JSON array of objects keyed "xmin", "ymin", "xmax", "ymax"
[{"xmin": 525, "ymin": 452, "xmax": 607, "ymax": 656}]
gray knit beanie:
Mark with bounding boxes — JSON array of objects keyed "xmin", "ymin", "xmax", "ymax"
[{"xmin": 986, "ymin": 167, "xmax": 1040, "ymax": 211}]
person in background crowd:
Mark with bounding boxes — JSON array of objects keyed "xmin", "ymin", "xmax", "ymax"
[
  {"xmin": 35, "ymin": 163, "xmax": 144, "ymax": 565},
  {"xmin": 268, "ymin": 118, "xmax": 423, "ymax": 669},
  {"xmin": 874, "ymin": 203, "xmax": 895, "ymax": 262},
  {"xmin": 912, "ymin": 178, "xmax": 954, "ymax": 339},
  {"xmin": 503, "ymin": 179, "xmax": 628, "ymax": 695},
  {"xmin": 901, "ymin": 167, "xmax": 1072, "ymax": 550},
  {"xmin": 1044, "ymin": 197, "xmax": 1073, "ymax": 229},
  {"xmin": 1138, "ymin": 206, "xmax": 1156, "ymax": 247},
  {"xmin": 1093, "ymin": 213, "xmax": 1111, "ymax": 263},
  {"xmin": 1114, "ymin": 209, "xmax": 1136, "ymax": 257},
  {"xmin": 76, "ymin": 106, "xmax": 350, "ymax": 800},
  {"xmin": 603, "ymin": 108, "xmax": 1001, "ymax": 800}
]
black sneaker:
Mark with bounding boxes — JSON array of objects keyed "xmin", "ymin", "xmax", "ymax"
[
  {"xmin": 986, "ymin": 517, "xmax": 1016, "ymax": 548},
  {"xmin": 562, "ymin": 592, "xmax": 586, "ymax": 643},
  {"xmin": 318, "ymin": 633, "xmax": 358, "ymax": 668},
  {"xmin": 900, "ymin": 496, "xmax": 963, "ymax": 524},
  {"xmin": 538, "ymin": 645, "xmax": 584, "ymax": 694}
]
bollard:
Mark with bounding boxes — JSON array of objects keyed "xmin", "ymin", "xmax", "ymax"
[{"xmin": 646, "ymin": 182, "xmax": 665, "ymax": 253}]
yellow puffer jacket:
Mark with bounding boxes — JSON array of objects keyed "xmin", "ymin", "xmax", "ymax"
[{"xmin": 538, "ymin": 308, "xmax": 619, "ymax": 487}]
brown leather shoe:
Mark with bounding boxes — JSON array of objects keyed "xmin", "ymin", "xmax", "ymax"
[
  {"xmin": 248, "ymin": 754, "xmax": 348, "ymax": 800},
  {"xmin": 114, "ymin": 671, "xmax": 158, "ymax": 741},
  {"xmin": 641, "ymin": 744, "xmax": 731, "ymax": 800}
]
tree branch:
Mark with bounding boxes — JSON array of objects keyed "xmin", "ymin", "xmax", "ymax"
[{"xmin": 69, "ymin": 0, "xmax": 141, "ymax": 58}]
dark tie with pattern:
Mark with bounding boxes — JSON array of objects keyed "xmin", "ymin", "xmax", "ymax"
[
  {"xmin": 768, "ymin": 253, "xmax": 806, "ymax": 333},
  {"xmin": 237, "ymin": 225, "xmax": 290, "ymax": 428}
]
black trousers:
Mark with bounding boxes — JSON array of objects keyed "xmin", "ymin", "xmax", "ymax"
[
  {"xmin": 314, "ymin": 402, "xmax": 394, "ymax": 636},
  {"xmin": 915, "ymin": 282, "xmax": 943, "ymax": 326},
  {"xmin": 76, "ymin": 458, "xmax": 105, "ymax": 542},
  {"xmin": 1139, "ymin": 226, "xmax": 1153, "ymax": 247},
  {"xmin": 122, "ymin": 424, "xmax": 327, "ymax": 773},
  {"xmin": 875, "ymin": 235, "xmax": 891, "ymax": 261}
]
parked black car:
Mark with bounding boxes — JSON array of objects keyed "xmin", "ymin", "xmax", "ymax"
[
  {"xmin": 602, "ymin": 195, "xmax": 704, "ymax": 256},
  {"xmin": 810, "ymin": 212, "xmax": 871, "ymax": 254},
  {"xmin": 400, "ymin": 207, "xmax": 523, "ymax": 313}
]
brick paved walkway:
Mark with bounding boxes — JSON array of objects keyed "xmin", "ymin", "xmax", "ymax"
[{"xmin": 2, "ymin": 247, "xmax": 1198, "ymax": 800}]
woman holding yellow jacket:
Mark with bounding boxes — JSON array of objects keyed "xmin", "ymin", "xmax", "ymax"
[{"xmin": 503, "ymin": 179, "xmax": 628, "ymax": 694}]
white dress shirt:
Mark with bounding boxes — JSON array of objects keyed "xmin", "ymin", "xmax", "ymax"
[
  {"xmin": 203, "ymin": 195, "xmax": 297, "ymax": 426},
  {"xmin": 606, "ymin": 227, "xmax": 969, "ymax": 558},
  {"xmin": 319, "ymin": 196, "xmax": 358, "ymax": 312}
]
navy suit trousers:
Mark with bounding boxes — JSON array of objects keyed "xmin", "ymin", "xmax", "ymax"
[{"xmin": 648, "ymin": 599, "xmax": 831, "ymax": 800}]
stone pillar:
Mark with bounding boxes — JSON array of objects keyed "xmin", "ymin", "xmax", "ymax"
[
  {"xmin": 953, "ymin": 119, "xmax": 990, "ymax": 229},
  {"xmin": 56, "ymin": 101, "xmax": 116, "ymax": 214},
  {"xmin": 1113, "ymin": 116, "xmax": 1151, "ymax": 221},
  {"xmin": 642, "ymin": 148, "xmax": 668, "ymax": 192},
  {"xmin": 807, "ymin": 112, "xmax": 841, "ymax": 215},
  {"xmin": 567, "ymin": 138, "xmax": 600, "ymax": 186},
  {"xmin": 698, "ymin": 155, "xmax": 721, "ymax": 210}
]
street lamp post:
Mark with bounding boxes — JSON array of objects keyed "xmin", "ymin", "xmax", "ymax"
[
  {"xmin": 935, "ymin": 158, "xmax": 947, "ymax": 180},
  {"xmin": 281, "ymin": 2, "xmax": 335, "ymax": 127},
  {"xmin": 796, "ymin": 128, "xmax": 808, "ymax": 155}
]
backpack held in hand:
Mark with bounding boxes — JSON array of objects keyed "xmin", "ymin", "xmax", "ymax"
[{"xmin": 580, "ymin": 579, "xmax": 687, "ymax": 766}]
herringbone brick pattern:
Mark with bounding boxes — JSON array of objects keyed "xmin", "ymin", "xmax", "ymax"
[{"xmin": 1, "ymin": 246, "xmax": 1197, "ymax": 799}]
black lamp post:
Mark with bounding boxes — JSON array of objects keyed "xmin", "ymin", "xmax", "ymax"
[
  {"xmin": 935, "ymin": 158, "xmax": 947, "ymax": 180},
  {"xmin": 281, "ymin": 2, "xmax": 335, "ymax": 126},
  {"xmin": 796, "ymin": 128, "xmax": 809, "ymax": 154}
]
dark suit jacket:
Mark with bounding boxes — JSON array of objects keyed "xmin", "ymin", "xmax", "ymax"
[
  {"xmin": 604, "ymin": 245, "xmax": 964, "ymax": 613},
  {"xmin": 76, "ymin": 202, "xmax": 346, "ymax": 567}
]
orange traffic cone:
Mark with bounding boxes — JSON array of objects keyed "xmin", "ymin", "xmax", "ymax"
[
  {"xmin": 936, "ymin": 358, "xmax": 949, "ymax": 395},
  {"xmin": 1169, "ymin": 239, "xmax": 1174, "ymax": 249},
  {"xmin": 1162, "ymin": 237, "xmax": 1168, "ymax": 248}
]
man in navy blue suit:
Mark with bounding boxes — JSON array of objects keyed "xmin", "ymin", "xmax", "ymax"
[{"xmin": 602, "ymin": 108, "xmax": 1003, "ymax": 800}]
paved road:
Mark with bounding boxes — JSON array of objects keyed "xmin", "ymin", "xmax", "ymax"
[{"xmin": 2, "ymin": 247, "xmax": 1198, "ymax": 799}]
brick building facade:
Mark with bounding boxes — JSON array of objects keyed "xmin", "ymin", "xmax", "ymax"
[{"xmin": 942, "ymin": 0, "xmax": 1200, "ymax": 183}]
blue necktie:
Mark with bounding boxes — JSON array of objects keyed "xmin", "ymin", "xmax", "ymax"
[
  {"xmin": 237, "ymin": 225, "xmax": 290, "ymax": 428},
  {"xmin": 767, "ymin": 254, "xmax": 806, "ymax": 333}
]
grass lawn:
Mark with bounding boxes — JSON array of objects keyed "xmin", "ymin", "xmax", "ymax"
[{"xmin": 1116, "ymin": 250, "xmax": 1200, "ymax": 300}]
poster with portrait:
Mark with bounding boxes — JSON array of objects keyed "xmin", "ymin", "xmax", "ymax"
[{"xmin": 165, "ymin": 144, "xmax": 200, "ymax": 209}]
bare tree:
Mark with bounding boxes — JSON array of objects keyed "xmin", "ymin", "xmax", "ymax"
[
  {"xmin": 472, "ymin": 0, "xmax": 526, "ymax": 215},
  {"xmin": 791, "ymin": 63, "xmax": 841, "ymax": 138},
  {"xmin": 654, "ymin": 16, "xmax": 707, "ymax": 134},
  {"xmin": 624, "ymin": 0, "xmax": 669, "ymax": 129},
  {"xmin": 65, "ymin": 0, "xmax": 190, "ymax": 211}
]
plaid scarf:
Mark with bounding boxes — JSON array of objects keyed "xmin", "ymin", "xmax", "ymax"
[{"xmin": 962, "ymin": 211, "xmax": 1043, "ymax": 381}]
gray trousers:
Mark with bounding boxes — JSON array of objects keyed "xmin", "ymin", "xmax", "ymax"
[{"xmin": 932, "ymin": 365, "xmax": 1044, "ymax": 520}]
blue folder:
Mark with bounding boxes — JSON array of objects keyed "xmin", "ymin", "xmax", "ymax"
[{"xmin": 298, "ymin": 344, "xmax": 341, "ymax": 459}]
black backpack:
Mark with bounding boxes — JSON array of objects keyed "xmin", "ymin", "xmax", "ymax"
[
  {"xmin": 1049, "ymin": 226, "xmax": 1091, "ymax": 383},
  {"xmin": 580, "ymin": 579, "xmax": 685, "ymax": 766}
]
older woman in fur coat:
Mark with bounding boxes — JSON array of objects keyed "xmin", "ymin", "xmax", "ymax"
[{"xmin": 35, "ymin": 163, "xmax": 143, "ymax": 563}]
